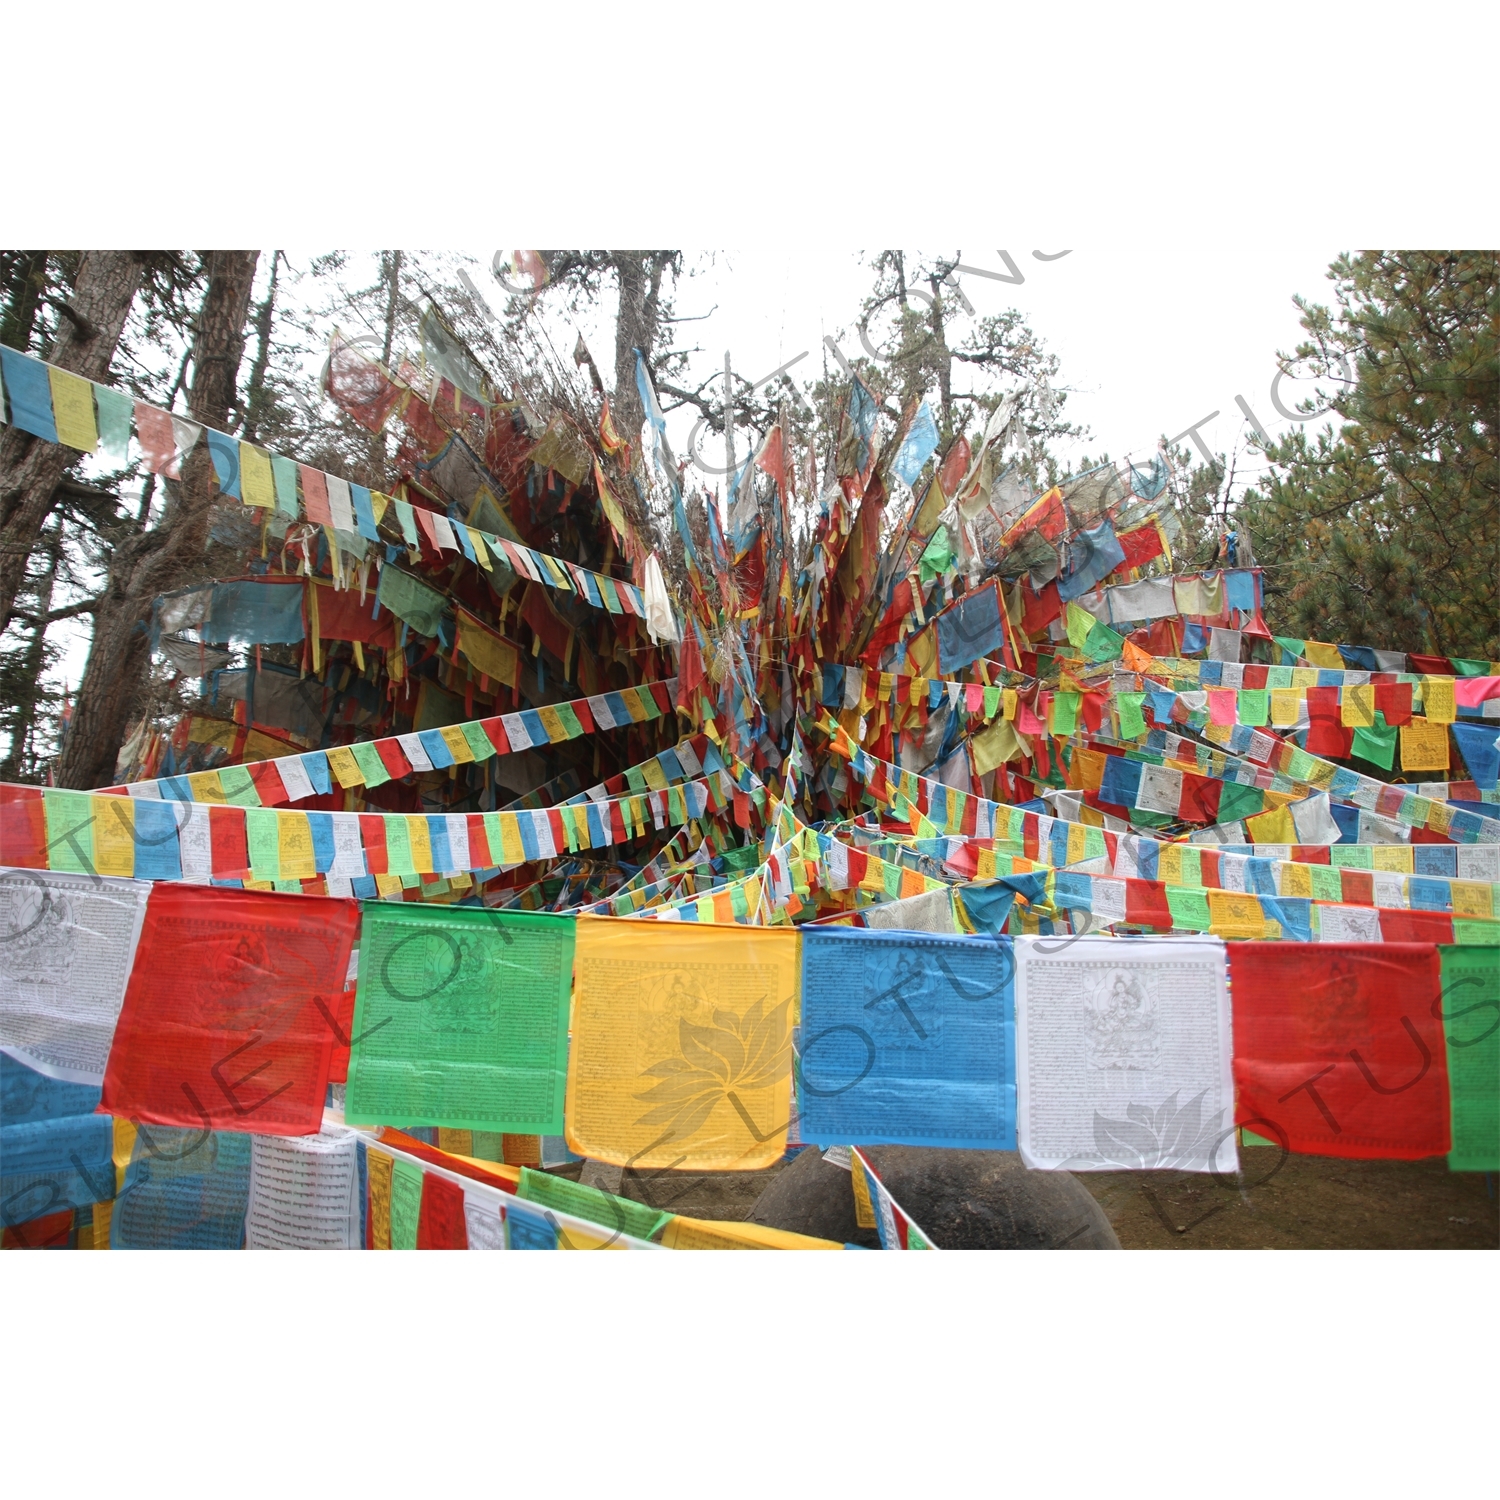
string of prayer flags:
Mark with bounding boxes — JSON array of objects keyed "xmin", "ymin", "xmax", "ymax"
[
  {"xmin": 797, "ymin": 928, "xmax": 1017, "ymax": 1149},
  {"xmin": 1226, "ymin": 942, "xmax": 1451, "ymax": 1159},
  {"xmin": 564, "ymin": 916, "xmax": 799, "ymax": 1170},
  {"xmin": 345, "ymin": 906, "xmax": 574, "ymax": 1134},
  {"xmin": 99, "ymin": 885, "xmax": 360, "ymax": 1136},
  {"xmin": 850, "ymin": 1147, "xmax": 939, "ymax": 1249}
]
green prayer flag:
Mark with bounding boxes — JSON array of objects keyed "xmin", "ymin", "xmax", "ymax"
[
  {"xmin": 244, "ymin": 808, "xmax": 280, "ymax": 879},
  {"xmin": 554, "ymin": 703, "xmax": 584, "ymax": 739},
  {"xmin": 1083, "ymin": 620, "xmax": 1125, "ymax": 662},
  {"xmin": 270, "ymin": 453, "xmax": 300, "ymax": 518},
  {"xmin": 1309, "ymin": 864, "xmax": 1344, "ymax": 902},
  {"xmin": 1330, "ymin": 845, "xmax": 1373, "ymax": 869},
  {"xmin": 982, "ymin": 685, "xmax": 1002, "ymax": 720},
  {"xmin": 1177, "ymin": 846, "xmax": 1202, "ymax": 888},
  {"xmin": 1237, "ymin": 689, "xmax": 1269, "ymax": 727},
  {"xmin": 389, "ymin": 1159, "xmax": 423, "ymax": 1249},
  {"xmin": 349, "ymin": 740, "xmax": 390, "ymax": 788},
  {"xmin": 344, "ymin": 906, "xmax": 575, "ymax": 1133},
  {"xmin": 460, "ymin": 721, "xmax": 495, "ymax": 761},
  {"xmin": 516, "ymin": 1167, "xmax": 670, "ymax": 1243},
  {"xmin": 1451, "ymin": 659, "xmax": 1489, "ymax": 677},
  {"xmin": 44, "ymin": 790, "xmax": 95, "ymax": 873},
  {"xmin": 1439, "ymin": 946, "xmax": 1500, "ymax": 1171},
  {"xmin": 218, "ymin": 764, "xmax": 259, "ymax": 806},
  {"xmin": 1117, "ymin": 692, "xmax": 1147, "ymax": 738},
  {"xmin": 1273, "ymin": 636, "xmax": 1305, "ymax": 663},
  {"xmin": 383, "ymin": 816, "xmax": 413, "ymax": 875},
  {"xmin": 1217, "ymin": 781, "xmax": 1266, "ymax": 824},
  {"xmin": 1265, "ymin": 666, "xmax": 1293, "ymax": 690},
  {"xmin": 376, "ymin": 565, "xmax": 447, "ymax": 638},
  {"xmin": 1452, "ymin": 919, "xmax": 1500, "ymax": 946},
  {"xmin": 93, "ymin": 383, "xmax": 133, "ymax": 464},
  {"xmin": 1165, "ymin": 885, "xmax": 1212, "ymax": 931},
  {"xmin": 1051, "ymin": 691, "xmax": 1080, "ymax": 736},
  {"xmin": 1351, "ymin": 718, "xmax": 1397, "ymax": 770}
]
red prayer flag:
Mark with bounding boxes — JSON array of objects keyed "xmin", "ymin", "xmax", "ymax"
[
  {"xmin": 1179, "ymin": 772, "xmax": 1223, "ymax": 823},
  {"xmin": 375, "ymin": 739, "xmax": 412, "ymax": 780},
  {"xmin": 209, "ymin": 805, "xmax": 249, "ymax": 879},
  {"xmin": 247, "ymin": 761, "xmax": 288, "ymax": 807},
  {"xmin": 416, "ymin": 1171, "xmax": 469, "ymax": 1249},
  {"xmin": 0, "ymin": 786, "xmax": 47, "ymax": 868},
  {"xmin": 1125, "ymin": 878, "xmax": 1174, "ymax": 929},
  {"xmin": 99, "ymin": 886, "xmax": 361, "ymax": 1137},
  {"xmin": 298, "ymin": 465, "xmax": 333, "ymax": 527},
  {"xmin": 1228, "ymin": 942, "xmax": 1450, "ymax": 1160},
  {"xmin": 1378, "ymin": 909, "xmax": 1455, "ymax": 944},
  {"xmin": 466, "ymin": 813, "xmax": 493, "ymax": 867},
  {"xmin": 1375, "ymin": 682, "xmax": 1413, "ymax": 726},
  {"xmin": 359, "ymin": 814, "xmax": 389, "ymax": 875}
]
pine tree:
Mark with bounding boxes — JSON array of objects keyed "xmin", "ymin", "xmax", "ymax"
[{"xmin": 1242, "ymin": 251, "xmax": 1498, "ymax": 659}]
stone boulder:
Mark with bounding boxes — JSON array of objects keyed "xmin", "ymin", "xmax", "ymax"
[{"xmin": 747, "ymin": 1145, "xmax": 1120, "ymax": 1249}]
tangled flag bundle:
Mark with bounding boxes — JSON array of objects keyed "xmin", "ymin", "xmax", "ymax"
[{"xmin": 1, "ymin": 335, "xmax": 1496, "ymax": 1250}]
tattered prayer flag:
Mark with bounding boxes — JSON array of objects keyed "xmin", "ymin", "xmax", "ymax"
[
  {"xmin": 93, "ymin": 383, "xmax": 133, "ymax": 463},
  {"xmin": 346, "ymin": 906, "xmax": 574, "ymax": 1134},
  {"xmin": 565, "ymin": 917, "xmax": 799, "ymax": 1170},
  {"xmin": 99, "ymin": 885, "xmax": 360, "ymax": 1136},
  {"xmin": 1228, "ymin": 942, "xmax": 1449, "ymax": 1160}
]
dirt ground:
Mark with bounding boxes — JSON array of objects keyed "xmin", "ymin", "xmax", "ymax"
[
  {"xmin": 1083, "ymin": 1154, "xmax": 1499, "ymax": 1250},
  {"xmin": 603, "ymin": 1152, "xmax": 1499, "ymax": 1250}
]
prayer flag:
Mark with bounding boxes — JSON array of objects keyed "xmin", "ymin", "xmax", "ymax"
[
  {"xmin": 1228, "ymin": 942, "xmax": 1450, "ymax": 1159},
  {"xmin": 345, "ymin": 906, "xmax": 574, "ymax": 1133},
  {"xmin": 565, "ymin": 916, "xmax": 799, "ymax": 1170},
  {"xmin": 99, "ymin": 885, "xmax": 360, "ymax": 1136},
  {"xmin": 798, "ymin": 928, "xmax": 1016, "ymax": 1149}
]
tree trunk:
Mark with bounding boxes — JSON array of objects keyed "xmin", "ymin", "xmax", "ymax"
[
  {"xmin": 56, "ymin": 250, "xmax": 259, "ymax": 789},
  {"xmin": 0, "ymin": 523, "xmax": 61, "ymax": 781},
  {"xmin": 0, "ymin": 251, "xmax": 151, "ymax": 630},
  {"xmin": 610, "ymin": 251, "xmax": 650, "ymax": 443}
]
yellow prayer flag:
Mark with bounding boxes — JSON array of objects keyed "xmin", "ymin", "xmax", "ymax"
[
  {"xmin": 324, "ymin": 745, "xmax": 365, "ymax": 787},
  {"xmin": 975, "ymin": 847, "xmax": 997, "ymax": 881},
  {"xmin": 1207, "ymin": 890, "xmax": 1276, "ymax": 939},
  {"xmin": 277, "ymin": 810, "xmax": 317, "ymax": 880},
  {"xmin": 1340, "ymin": 684, "xmax": 1376, "ymax": 728},
  {"xmin": 366, "ymin": 1150, "xmax": 392, "ymax": 1249},
  {"xmin": 91, "ymin": 795, "xmax": 135, "ymax": 877},
  {"xmin": 1203, "ymin": 722, "xmax": 1233, "ymax": 745},
  {"xmin": 438, "ymin": 725, "xmax": 476, "ymax": 764},
  {"xmin": 1290, "ymin": 668, "xmax": 1319, "ymax": 692},
  {"xmin": 849, "ymin": 1155, "xmax": 878, "ymax": 1228},
  {"xmin": 1399, "ymin": 718, "xmax": 1450, "ymax": 773},
  {"xmin": 1245, "ymin": 804, "xmax": 1297, "ymax": 845},
  {"xmin": 564, "ymin": 918, "xmax": 799, "ymax": 1172},
  {"xmin": 1372, "ymin": 845, "xmax": 1413, "ymax": 873},
  {"xmin": 1451, "ymin": 882, "xmax": 1495, "ymax": 920},
  {"xmin": 239, "ymin": 442, "xmax": 276, "ymax": 509},
  {"xmin": 1302, "ymin": 641, "xmax": 1344, "ymax": 669},
  {"xmin": 1157, "ymin": 843, "xmax": 1183, "ymax": 885},
  {"xmin": 658, "ymin": 1216, "xmax": 843, "ymax": 1250},
  {"xmin": 374, "ymin": 873, "xmax": 404, "ymax": 898},
  {"xmin": 640, "ymin": 756, "xmax": 669, "ymax": 793},
  {"xmin": 1280, "ymin": 862, "xmax": 1313, "ymax": 898},
  {"xmin": 620, "ymin": 687, "xmax": 650, "ymax": 724},
  {"xmin": 467, "ymin": 527, "xmax": 491, "ymax": 570},
  {"xmin": 437, "ymin": 1128, "xmax": 474, "ymax": 1156},
  {"xmin": 406, "ymin": 815, "xmax": 433, "ymax": 873},
  {"xmin": 1270, "ymin": 689, "xmax": 1301, "ymax": 727},
  {"xmin": 536, "ymin": 705, "xmax": 567, "ymax": 744},
  {"xmin": 499, "ymin": 812, "xmax": 525, "ymax": 866},
  {"xmin": 186, "ymin": 769, "xmax": 228, "ymax": 804},
  {"xmin": 1065, "ymin": 821, "xmax": 1089, "ymax": 864},
  {"xmin": 1419, "ymin": 677, "xmax": 1456, "ymax": 724},
  {"xmin": 47, "ymin": 366, "xmax": 98, "ymax": 452}
]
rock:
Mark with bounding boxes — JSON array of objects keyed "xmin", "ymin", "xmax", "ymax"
[{"xmin": 747, "ymin": 1145, "xmax": 1120, "ymax": 1249}]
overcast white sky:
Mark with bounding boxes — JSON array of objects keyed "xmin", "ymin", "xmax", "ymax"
[{"xmin": 608, "ymin": 247, "xmax": 1347, "ymax": 484}]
